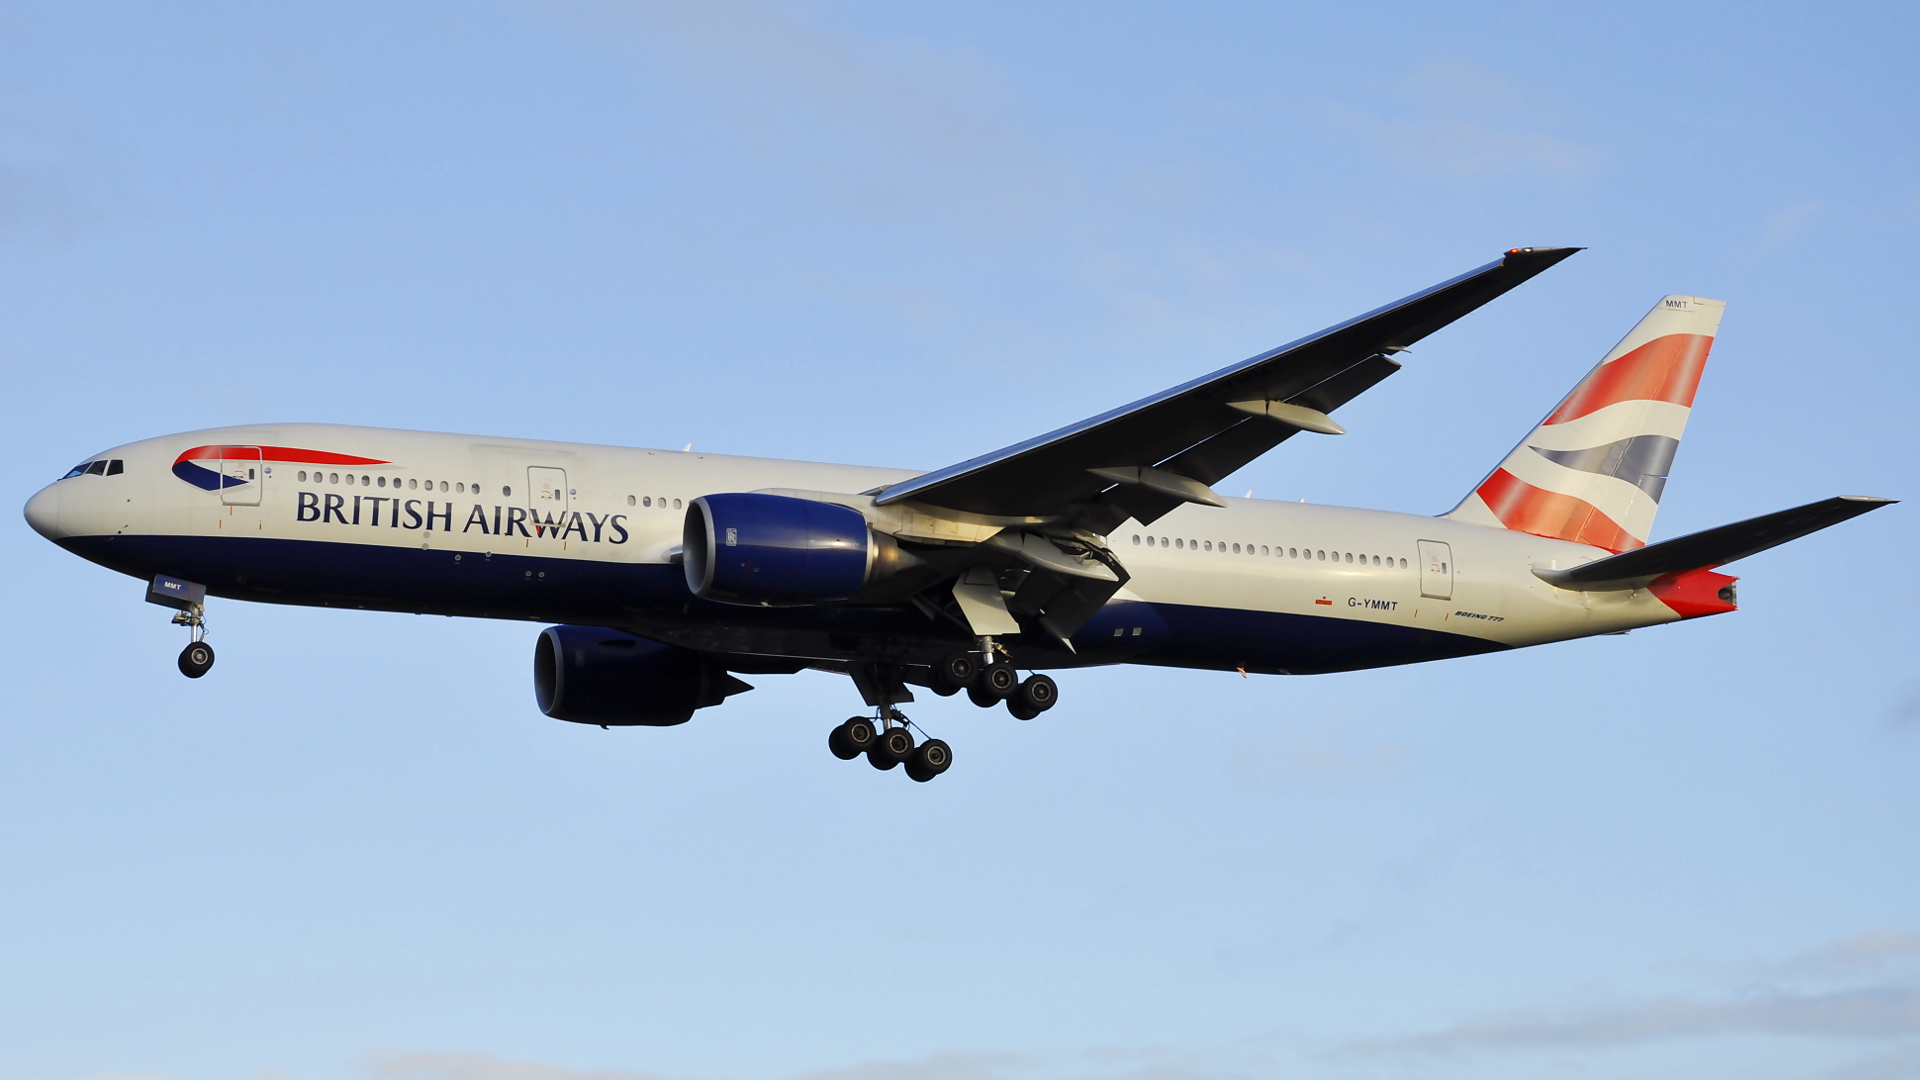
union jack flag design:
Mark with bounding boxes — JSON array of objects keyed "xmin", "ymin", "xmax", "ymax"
[{"xmin": 1447, "ymin": 295, "xmax": 1725, "ymax": 552}]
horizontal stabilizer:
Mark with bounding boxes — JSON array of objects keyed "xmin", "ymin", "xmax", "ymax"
[{"xmin": 1534, "ymin": 495, "xmax": 1894, "ymax": 591}]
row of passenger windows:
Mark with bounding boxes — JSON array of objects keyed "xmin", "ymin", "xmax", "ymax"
[
  {"xmin": 1132, "ymin": 533, "xmax": 1407, "ymax": 568},
  {"xmin": 299, "ymin": 471, "xmax": 475, "ymax": 494},
  {"xmin": 298, "ymin": 469, "xmax": 688, "ymax": 509},
  {"xmin": 61, "ymin": 459, "xmax": 125, "ymax": 479}
]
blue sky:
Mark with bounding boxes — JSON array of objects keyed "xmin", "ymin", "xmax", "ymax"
[{"xmin": 3, "ymin": 3, "xmax": 1917, "ymax": 1079}]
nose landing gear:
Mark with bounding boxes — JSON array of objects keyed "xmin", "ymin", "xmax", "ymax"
[{"xmin": 147, "ymin": 574, "xmax": 214, "ymax": 678}]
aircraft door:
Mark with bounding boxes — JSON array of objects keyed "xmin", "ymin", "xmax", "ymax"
[
  {"xmin": 527, "ymin": 466, "xmax": 569, "ymax": 521},
  {"xmin": 220, "ymin": 445, "xmax": 262, "ymax": 506},
  {"xmin": 1417, "ymin": 539, "xmax": 1453, "ymax": 600}
]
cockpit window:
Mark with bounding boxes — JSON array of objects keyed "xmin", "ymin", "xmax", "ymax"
[
  {"xmin": 62, "ymin": 463, "xmax": 90, "ymax": 479},
  {"xmin": 106, "ymin": 459, "xmax": 124, "ymax": 475},
  {"xmin": 85, "ymin": 460, "xmax": 108, "ymax": 476}
]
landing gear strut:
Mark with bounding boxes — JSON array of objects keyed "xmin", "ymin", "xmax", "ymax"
[
  {"xmin": 173, "ymin": 607, "xmax": 213, "ymax": 678},
  {"xmin": 148, "ymin": 574, "xmax": 214, "ymax": 679}
]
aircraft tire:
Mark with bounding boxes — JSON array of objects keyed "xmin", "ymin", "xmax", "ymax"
[
  {"xmin": 867, "ymin": 726, "xmax": 914, "ymax": 771},
  {"xmin": 1006, "ymin": 697, "xmax": 1041, "ymax": 721},
  {"xmin": 966, "ymin": 685, "xmax": 1000, "ymax": 709},
  {"xmin": 178, "ymin": 641, "xmax": 215, "ymax": 679},
  {"xmin": 980, "ymin": 661, "xmax": 1019, "ymax": 699},
  {"xmin": 1016, "ymin": 673, "xmax": 1057, "ymax": 713},
  {"xmin": 905, "ymin": 738, "xmax": 952, "ymax": 782},
  {"xmin": 829, "ymin": 717, "xmax": 875, "ymax": 760},
  {"xmin": 933, "ymin": 651, "xmax": 977, "ymax": 693}
]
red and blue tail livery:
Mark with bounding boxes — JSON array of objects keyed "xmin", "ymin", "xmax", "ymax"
[{"xmin": 27, "ymin": 249, "xmax": 1892, "ymax": 784}]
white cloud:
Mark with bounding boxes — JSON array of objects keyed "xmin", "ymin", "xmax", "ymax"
[
  {"xmin": 371, "ymin": 1050, "xmax": 676, "ymax": 1080},
  {"xmin": 1768, "ymin": 929, "xmax": 1920, "ymax": 980},
  {"xmin": 1332, "ymin": 59, "xmax": 1599, "ymax": 180},
  {"xmin": 1763, "ymin": 200, "xmax": 1824, "ymax": 251},
  {"xmin": 1341, "ymin": 985, "xmax": 1920, "ymax": 1056}
]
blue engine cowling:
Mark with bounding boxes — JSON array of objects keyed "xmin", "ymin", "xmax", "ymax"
[
  {"xmin": 683, "ymin": 493, "xmax": 874, "ymax": 605},
  {"xmin": 533, "ymin": 626, "xmax": 751, "ymax": 726}
]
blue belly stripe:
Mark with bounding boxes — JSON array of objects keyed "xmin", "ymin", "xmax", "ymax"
[{"xmin": 56, "ymin": 533, "xmax": 1505, "ymax": 675}]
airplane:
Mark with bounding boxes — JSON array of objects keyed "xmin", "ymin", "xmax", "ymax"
[{"xmin": 23, "ymin": 247, "xmax": 1893, "ymax": 783}]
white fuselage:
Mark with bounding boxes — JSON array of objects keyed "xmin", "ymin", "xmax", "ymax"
[{"xmin": 26, "ymin": 423, "xmax": 1694, "ymax": 674}]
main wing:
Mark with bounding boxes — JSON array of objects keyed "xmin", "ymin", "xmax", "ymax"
[{"xmin": 876, "ymin": 247, "xmax": 1580, "ymax": 528}]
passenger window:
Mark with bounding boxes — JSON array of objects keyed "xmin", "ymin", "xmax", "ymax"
[
  {"xmin": 329, "ymin": 472, "xmax": 339, "ymax": 484},
  {"xmin": 628, "ymin": 495, "xmax": 636, "ymax": 506},
  {"xmin": 409, "ymin": 479, "xmax": 418, "ymax": 490},
  {"xmin": 298, "ymin": 471, "xmax": 308, "ymax": 482},
  {"xmin": 643, "ymin": 496, "xmax": 651, "ymax": 507},
  {"xmin": 503, "ymin": 486, "xmax": 512, "ymax": 497},
  {"xmin": 1345, "ymin": 552, "xmax": 1353, "ymax": 564},
  {"xmin": 1317, "ymin": 550, "xmax": 1325, "ymax": 560},
  {"xmin": 438, "ymin": 481, "xmax": 447, "ymax": 492},
  {"xmin": 1231, "ymin": 543, "xmax": 1240, "ymax": 553},
  {"xmin": 673, "ymin": 499, "xmax": 683, "ymax": 509},
  {"xmin": 1400, "ymin": 558, "xmax": 1408, "ymax": 568},
  {"xmin": 1203, "ymin": 541, "xmax": 1212, "ymax": 551},
  {"xmin": 106, "ymin": 459, "xmax": 123, "ymax": 475},
  {"xmin": 1175, "ymin": 538, "xmax": 1183, "ymax": 549},
  {"xmin": 376, "ymin": 476, "xmax": 385, "ymax": 487},
  {"xmin": 456, "ymin": 483, "xmax": 464, "ymax": 493},
  {"xmin": 1132, "ymin": 534, "xmax": 1141, "ymax": 545},
  {"xmin": 1373, "ymin": 555, "xmax": 1381, "ymax": 566},
  {"xmin": 1289, "ymin": 548, "xmax": 1297, "ymax": 558}
]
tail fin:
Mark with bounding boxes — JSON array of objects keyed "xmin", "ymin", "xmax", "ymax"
[{"xmin": 1447, "ymin": 294, "xmax": 1725, "ymax": 552}]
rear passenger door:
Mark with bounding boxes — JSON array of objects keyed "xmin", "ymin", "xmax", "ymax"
[{"xmin": 1417, "ymin": 539, "xmax": 1453, "ymax": 600}]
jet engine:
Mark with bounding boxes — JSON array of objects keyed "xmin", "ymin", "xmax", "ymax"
[
  {"xmin": 684, "ymin": 492, "xmax": 926, "ymax": 605},
  {"xmin": 533, "ymin": 625, "xmax": 751, "ymax": 726}
]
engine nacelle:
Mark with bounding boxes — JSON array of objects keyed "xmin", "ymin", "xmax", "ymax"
[
  {"xmin": 683, "ymin": 492, "xmax": 875, "ymax": 605},
  {"xmin": 533, "ymin": 625, "xmax": 750, "ymax": 726}
]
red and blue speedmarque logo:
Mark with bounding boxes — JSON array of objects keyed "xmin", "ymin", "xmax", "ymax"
[{"xmin": 171, "ymin": 445, "xmax": 392, "ymax": 491}]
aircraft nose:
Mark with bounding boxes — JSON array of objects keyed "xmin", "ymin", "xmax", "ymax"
[{"xmin": 23, "ymin": 483, "xmax": 62, "ymax": 540}]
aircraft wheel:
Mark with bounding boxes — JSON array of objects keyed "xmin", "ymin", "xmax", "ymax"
[
  {"xmin": 905, "ymin": 738, "xmax": 952, "ymax": 782},
  {"xmin": 1007, "ymin": 697, "xmax": 1041, "ymax": 721},
  {"xmin": 929, "ymin": 682, "xmax": 959, "ymax": 697},
  {"xmin": 979, "ymin": 661, "xmax": 1019, "ymax": 699},
  {"xmin": 966, "ymin": 685, "xmax": 1000, "ymax": 709},
  {"xmin": 829, "ymin": 717, "xmax": 875, "ymax": 760},
  {"xmin": 178, "ymin": 641, "xmax": 215, "ymax": 679},
  {"xmin": 933, "ymin": 651, "xmax": 977, "ymax": 693},
  {"xmin": 867, "ymin": 726, "xmax": 914, "ymax": 771},
  {"xmin": 1016, "ymin": 673, "xmax": 1057, "ymax": 713}
]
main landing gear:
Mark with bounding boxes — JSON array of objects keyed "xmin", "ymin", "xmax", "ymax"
[
  {"xmin": 931, "ymin": 645, "xmax": 1058, "ymax": 721},
  {"xmin": 829, "ymin": 709, "xmax": 952, "ymax": 783}
]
